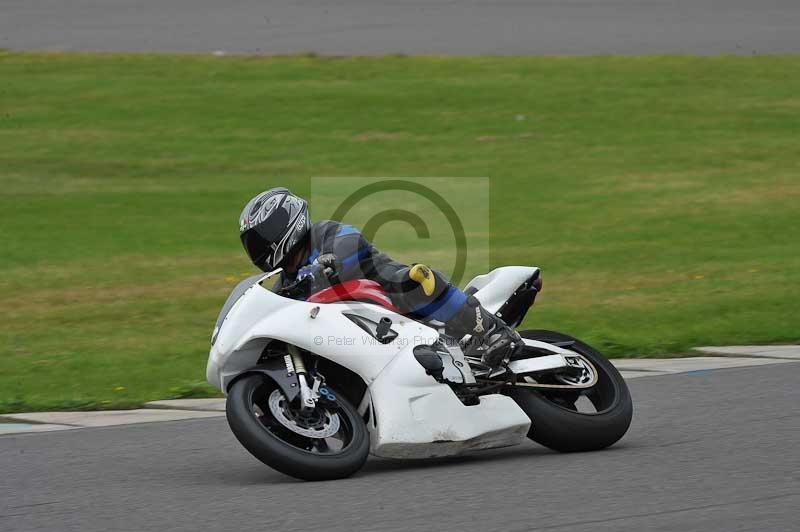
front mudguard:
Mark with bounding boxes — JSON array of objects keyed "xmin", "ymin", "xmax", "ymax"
[{"xmin": 226, "ymin": 357, "xmax": 300, "ymax": 402}]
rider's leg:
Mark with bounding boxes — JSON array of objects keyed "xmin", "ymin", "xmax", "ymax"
[
  {"xmin": 444, "ymin": 295, "xmax": 522, "ymax": 368},
  {"xmin": 379, "ymin": 263, "xmax": 521, "ymax": 368}
]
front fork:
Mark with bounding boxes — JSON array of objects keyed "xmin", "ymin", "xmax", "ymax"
[{"xmin": 286, "ymin": 345, "xmax": 321, "ymax": 412}]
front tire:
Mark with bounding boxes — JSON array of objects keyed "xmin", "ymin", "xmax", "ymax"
[
  {"xmin": 226, "ymin": 374, "xmax": 369, "ymax": 481},
  {"xmin": 506, "ymin": 330, "xmax": 633, "ymax": 452}
]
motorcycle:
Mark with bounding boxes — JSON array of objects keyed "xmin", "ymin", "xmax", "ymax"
[{"xmin": 207, "ymin": 266, "xmax": 633, "ymax": 480}]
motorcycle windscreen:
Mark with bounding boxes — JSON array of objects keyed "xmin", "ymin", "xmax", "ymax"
[{"xmin": 212, "ymin": 273, "xmax": 265, "ymax": 344}]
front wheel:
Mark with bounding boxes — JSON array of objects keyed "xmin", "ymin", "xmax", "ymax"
[
  {"xmin": 506, "ymin": 330, "xmax": 633, "ymax": 452},
  {"xmin": 226, "ymin": 374, "xmax": 369, "ymax": 481}
]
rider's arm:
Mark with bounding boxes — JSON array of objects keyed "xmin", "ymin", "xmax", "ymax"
[{"xmin": 321, "ymin": 221, "xmax": 467, "ymax": 321}]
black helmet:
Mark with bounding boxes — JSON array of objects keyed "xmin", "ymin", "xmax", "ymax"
[{"xmin": 239, "ymin": 188, "xmax": 310, "ymax": 271}]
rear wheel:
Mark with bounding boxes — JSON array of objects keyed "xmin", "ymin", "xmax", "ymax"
[
  {"xmin": 226, "ymin": 374, "xmax": 369, "ymax": 481},
  {"xmin": 506, "ymin": 330, "xmax": 633, "ymax": 452}
]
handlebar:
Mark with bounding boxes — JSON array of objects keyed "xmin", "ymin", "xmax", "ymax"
[{"xmin": 277, "ymin": 265, "xmax": 336, "ymax": 299}]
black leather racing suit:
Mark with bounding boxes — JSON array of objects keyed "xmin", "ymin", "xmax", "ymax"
[{"xmin": 276, "ymin": 220, "xmax": 520, "ymax": 363}]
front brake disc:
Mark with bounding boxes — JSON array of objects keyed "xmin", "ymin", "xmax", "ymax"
[{"xmin": 267, "ymin": 389, "xmax": 340, "ymax": 438}]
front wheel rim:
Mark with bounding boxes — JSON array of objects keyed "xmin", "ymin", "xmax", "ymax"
[{"xmin": 248, "ymin": 381, "xmax": 356, "ymax": 455}]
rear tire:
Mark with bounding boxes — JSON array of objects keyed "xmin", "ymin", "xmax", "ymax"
[
  {"xmin": 226, "ymin": 374, "xmax": 369, "ymax": 481},
  {"xmin": 506, "ymin": 330, "xmax": 633, "ymax": 452}
]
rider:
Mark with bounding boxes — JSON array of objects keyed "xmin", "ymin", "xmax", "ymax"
[{"xmin": 238, "ymin": 187, "xmax": 521, "ymax": 368}]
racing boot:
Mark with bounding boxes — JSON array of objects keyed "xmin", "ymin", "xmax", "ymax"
[{"xmin": 445, "ymin": 295, "xmax": 522, "ymax": 368}]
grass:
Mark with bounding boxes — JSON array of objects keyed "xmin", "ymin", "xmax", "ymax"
[{"xmin": 1, "ymin": 52, "xmax": 798, "ymax": 412}]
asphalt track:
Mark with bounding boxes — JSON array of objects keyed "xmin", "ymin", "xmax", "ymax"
[
  {"xmin": 2, "ymin": 363, "xmax": 798, "ymax": 532},
  {"xmin": 2, "ymin": 0, "xmax": 800, "ymax": 55}
]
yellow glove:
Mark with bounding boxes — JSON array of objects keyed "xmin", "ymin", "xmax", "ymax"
[{"xmin": 409, "ymin": 264, "xmax": 436, "ymax": 296}]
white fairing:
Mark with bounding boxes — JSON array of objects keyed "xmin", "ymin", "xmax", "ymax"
[
  {"xmin": 207, "ymin": 267, "xmax": 540, "ymax": 458},
  {"xmin": 465, "ymin": 266, "xmax": 540, "ymax": 314}
]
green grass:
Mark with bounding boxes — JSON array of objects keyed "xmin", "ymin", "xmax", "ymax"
[{"xmin": 1, "ymin": 52, "xmax": 798, "ymax": 413}]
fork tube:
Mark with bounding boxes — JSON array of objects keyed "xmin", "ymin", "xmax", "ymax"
[{"xmin": 288, "ymin": 345, "xmax": 315, "ymax": 411}]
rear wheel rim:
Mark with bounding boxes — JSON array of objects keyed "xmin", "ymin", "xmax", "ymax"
[{"xmin": 526, "ymin": 341, "xmax": 621, "ymax": 415}]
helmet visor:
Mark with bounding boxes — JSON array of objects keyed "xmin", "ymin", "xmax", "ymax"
[
  {"xmin": 240, "ymin": 205, "xmax": 293, "ymax": 269},
  {"xmin": 241, "ymin": 230, "xmax": 273, "ymax": 269}
]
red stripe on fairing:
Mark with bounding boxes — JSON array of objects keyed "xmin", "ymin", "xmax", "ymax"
[{"xmin": 307, "ymin": 280, "xmax": 400, "ymax": 313}]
